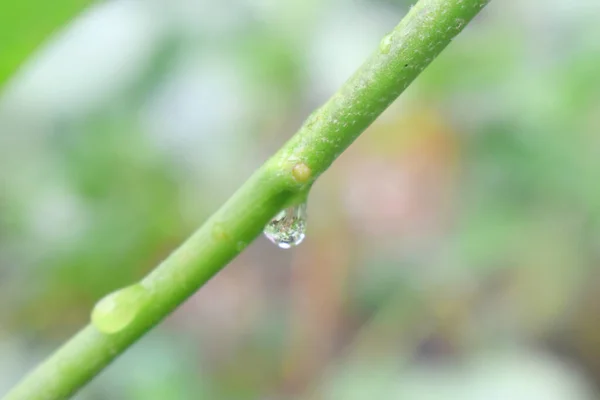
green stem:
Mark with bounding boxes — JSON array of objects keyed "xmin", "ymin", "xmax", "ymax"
[{"xmin": 4, "ymin": 0, "xmax": 489, "ymax": 398}]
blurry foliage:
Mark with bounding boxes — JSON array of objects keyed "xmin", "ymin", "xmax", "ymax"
[
  {"xmin": 2, "ymin": 0, "xmax": 600, "ymax": 399},
  {"xmin": 0, "ymin": 0, "xmax": 91, "ymax": 87}
]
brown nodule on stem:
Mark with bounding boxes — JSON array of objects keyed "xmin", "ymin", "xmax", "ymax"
[{"xmin": 292, "ymin": 163, "xmax": 312, "ymax": 183}]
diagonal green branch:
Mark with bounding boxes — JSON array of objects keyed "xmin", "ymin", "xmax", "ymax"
[{"xmin": 3, "ymin": 0, "xmax": 489, "ymax": 398}]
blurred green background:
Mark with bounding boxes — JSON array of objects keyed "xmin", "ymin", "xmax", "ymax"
[{"xmin": 2, "ymin": 0, "xmax": 600, "ymax": 398}]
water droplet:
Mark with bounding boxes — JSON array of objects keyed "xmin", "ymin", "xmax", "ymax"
[
  {"xmin": 379, "ymin": 33, "xmax": 393, "ymax": 54},
  {"xmin": 263, "ymin": 203, "xmax": 307, "ymax": 249},
  {"xmin": 91, "ymin": 284, "xmax": 148, "ymax": 334}
]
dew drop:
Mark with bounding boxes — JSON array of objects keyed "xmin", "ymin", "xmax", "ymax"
[
  {"xmin": 379, "ymin": 33, "xmax": 393, "ymax": 54},
  {"xmin": 263, "ymin": 203, "xmax": 307, "ymax": 249},
  {"xmin": 91, "ymin": 284, "xmax": 148, "ymax": 334}
]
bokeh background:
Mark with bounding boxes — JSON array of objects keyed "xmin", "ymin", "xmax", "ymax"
[{"xmin": 2, "ymin": 0, "xmax": 600, "ymax": 398}]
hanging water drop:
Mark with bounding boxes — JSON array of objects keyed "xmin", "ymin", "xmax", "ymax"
[
  {"xmin": 91, "ymin": 284, "xmax": 148, "ymax": 334},
  {"xmin": 263, "ymin": 203, "xmax": 307, "ymax": 249}
]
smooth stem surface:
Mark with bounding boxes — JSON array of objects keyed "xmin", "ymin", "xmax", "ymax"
[{"xmin": 4, "ymin": 0, "xmax": 489, "ymax": 398}]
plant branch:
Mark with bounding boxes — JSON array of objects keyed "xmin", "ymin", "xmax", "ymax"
[{"xmin": 3, "ymin": 0, "xmax": 489, "ymax": 398}]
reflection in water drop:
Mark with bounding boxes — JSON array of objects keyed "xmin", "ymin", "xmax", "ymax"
[
  {"xmin": 263, "ymin": 203, "xmax": 307, "ymax": 249},
  {"xmin": 91, "ymin": 284, "xmax": 148, "ymax": 334}
]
